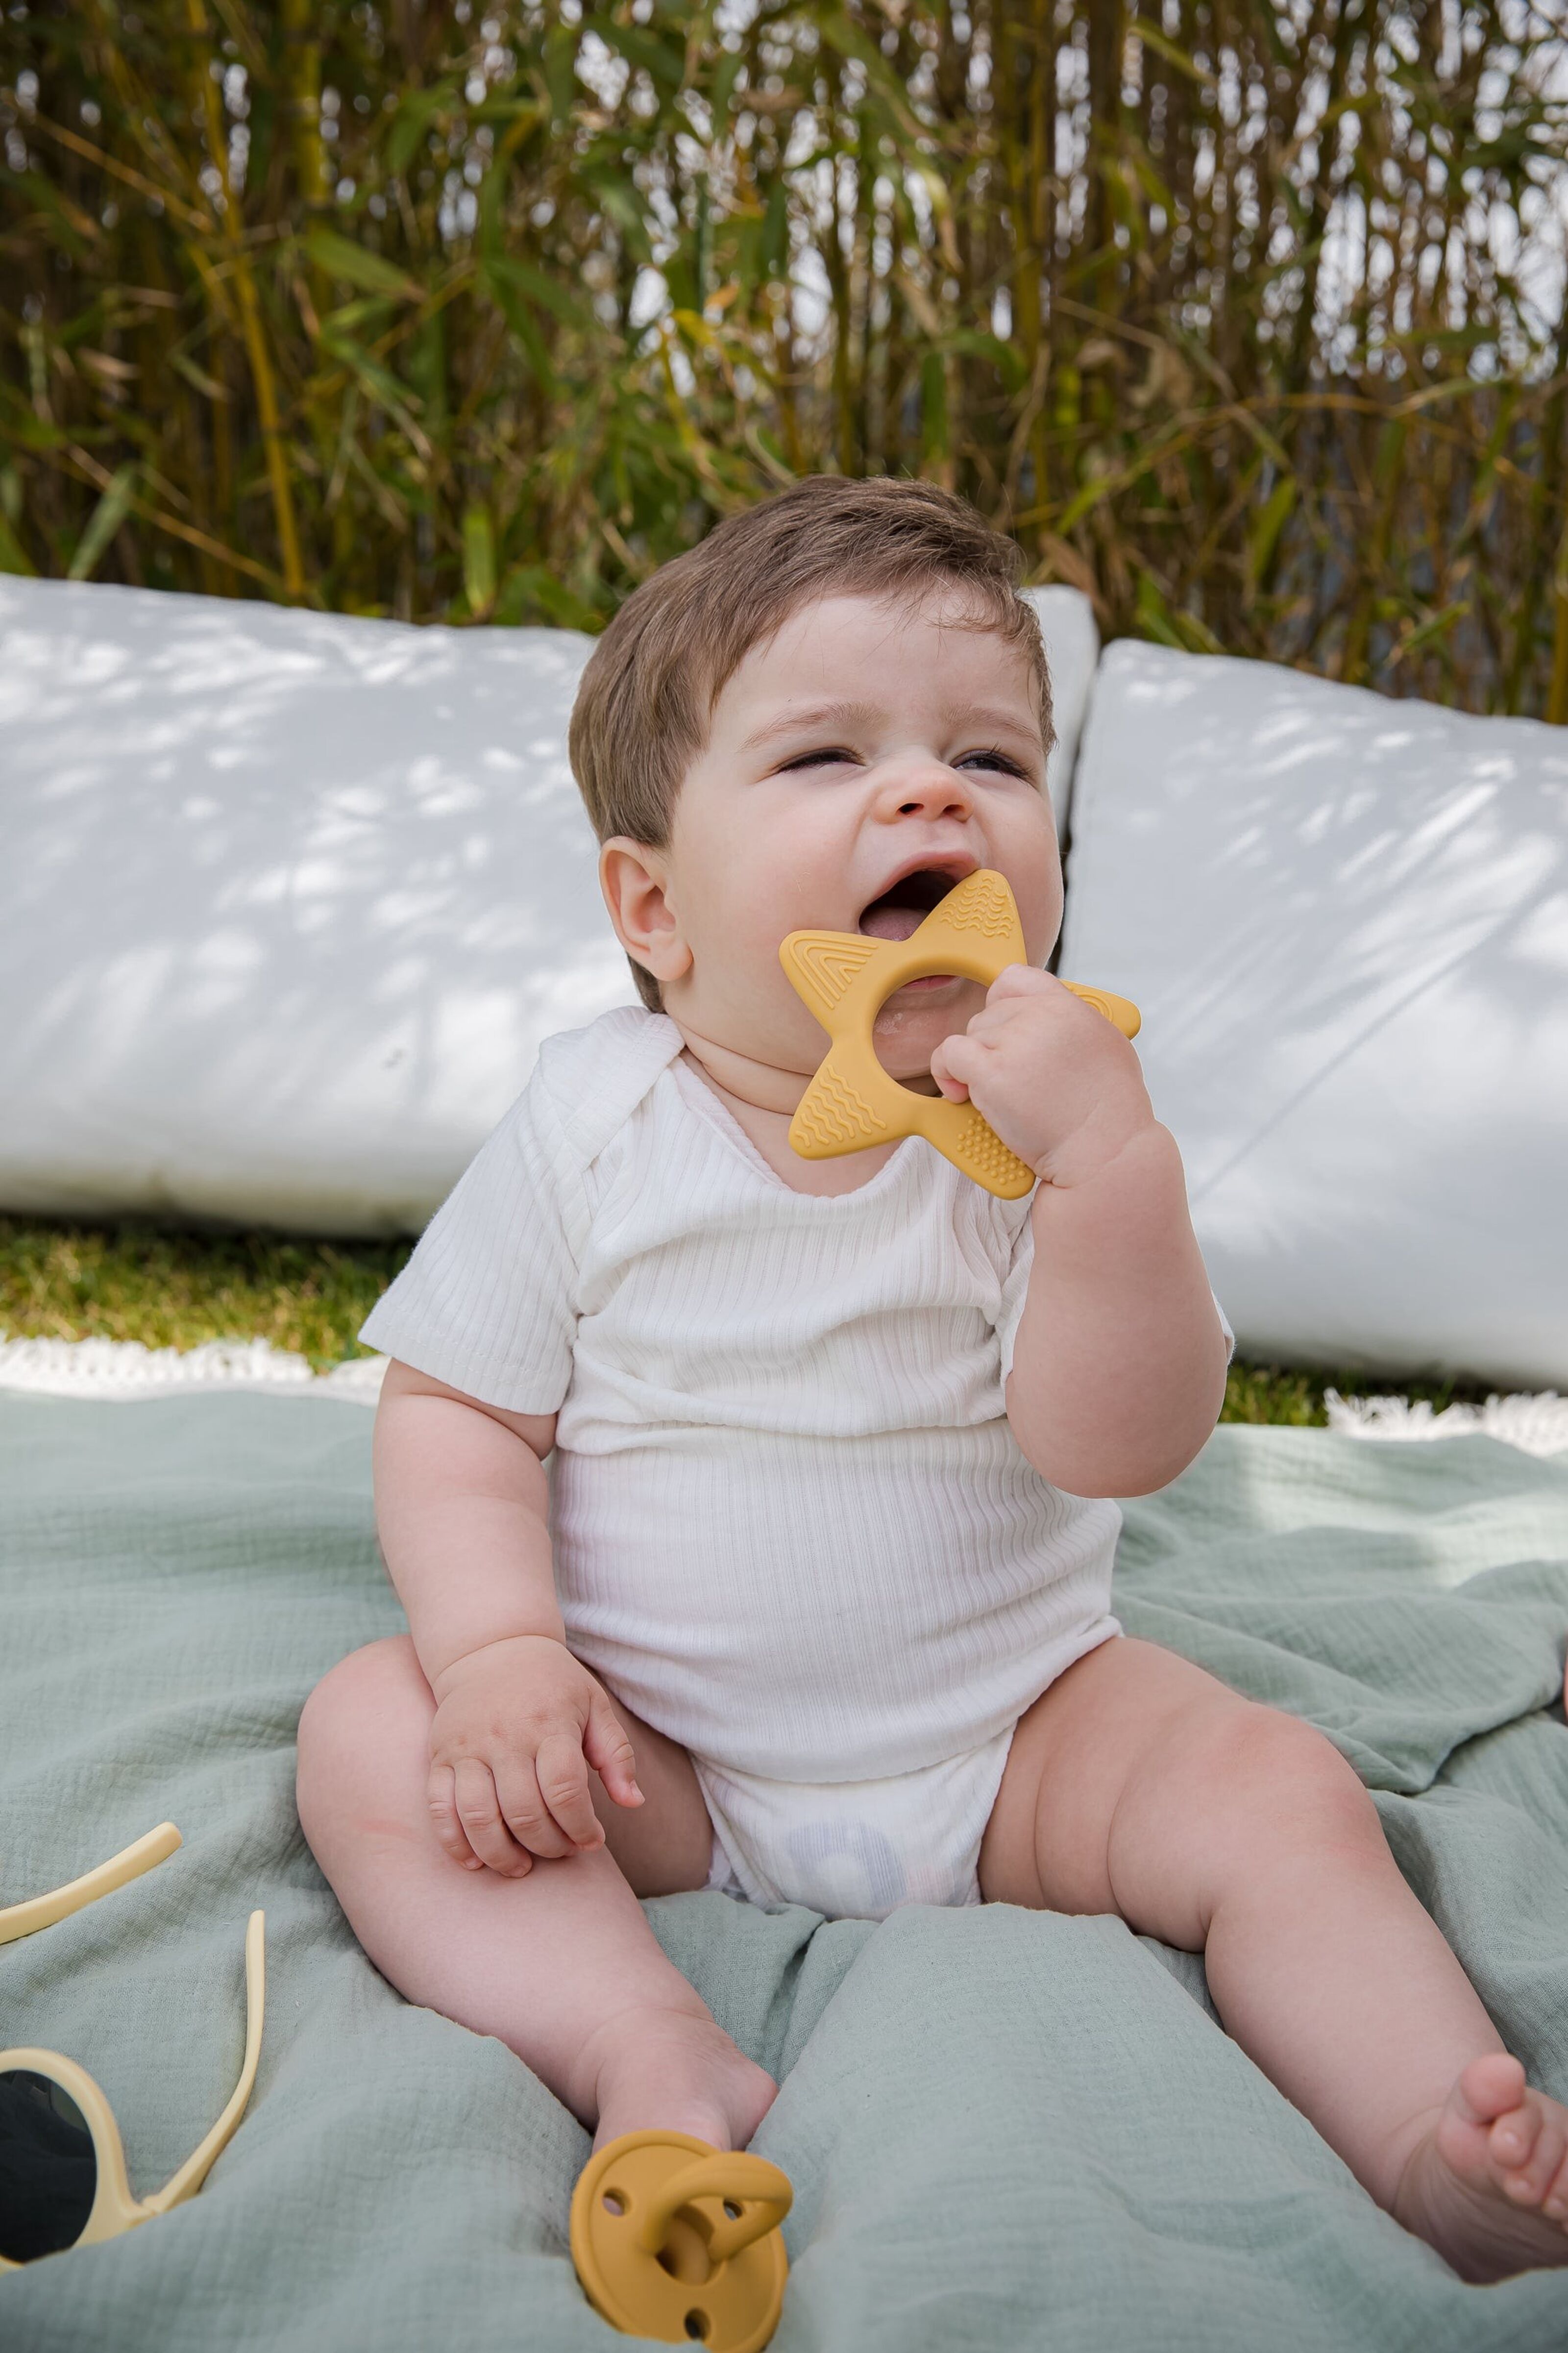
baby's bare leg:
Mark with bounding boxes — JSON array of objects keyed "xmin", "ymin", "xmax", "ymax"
[
  {"xmin": 296, "ymin": 1636, "xmax": 775, "ymax": 2150},
  {"xmin": 981, "ymin": 1635, "xmax": 1568, "ymax": 2282}
]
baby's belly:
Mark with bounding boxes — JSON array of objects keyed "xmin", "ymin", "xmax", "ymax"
[{"xmin": 549, "ymin": 1424, "xmax": 1120, "ymax": 1782}]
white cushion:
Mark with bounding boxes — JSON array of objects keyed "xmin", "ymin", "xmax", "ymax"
[
  {"xmin": 1022, "ymin": 586, "xmax": 1099, "ymax": 843},
  {"xmin": 0, "ymin": 578, "xmax": 1099, "ymax": 1237},
  {"xmin": 1059, "ymin": 642, "xmax": 1568, "ymax": 1389},
  {"xmin": 0, "ymin": 580, "xmax": 635, "ymax": 1233}
]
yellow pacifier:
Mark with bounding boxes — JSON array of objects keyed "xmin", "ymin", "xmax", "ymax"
[
  {"xmin": 780, "ymin": 868, "xmax": 1141, "ymax": 1199},
  {"xmin": 570, "ymin": 2129, "xmax": 793, "ymax": 2350}
]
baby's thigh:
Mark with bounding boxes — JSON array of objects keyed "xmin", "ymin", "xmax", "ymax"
[
  {"xmin": 979, "ymin": 1636, "xmax": 1342, "ymax": 1939},
  {"xmin": 588, "ymin": 1694, "xmax": 714, "ymax": 1899},
  {"xmin": 296, "ymin": 1634, "xmax": 433, "ymax": 1850}
]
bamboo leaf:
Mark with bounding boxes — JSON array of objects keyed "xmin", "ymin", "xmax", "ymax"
[
  {"xmin": 478, "ymin": 262, "xmax": 558, "ymax": 388},
  {"xmin": 483, "ymin": 255, "xmax": 590, "ymax": 330},
  {"xmin": 494, "ymin": 561, "xmax": 602, "ymax": 630},
  {"xmin": 583, "ymin": 16, "xmax": 685, "ymax": 94},
  {"xmin": 167, "ymin": 348, "xmax": 231, "ymax": 402},
  {"xmin": 305, "ymin": 228, "xmax": 423, "ymax": 302},
  {"xmin": 1246, "ymin": 477, "xmax": 1297, "ymax": 593},
  {"xmin": 815, "ymin": 12, "xmax": 923, "ymax": 140},
  {"xmin": 67, "ymin": 462, "xmax": 138, "ymax": 580},
  {"xmin": 543, "ymin": 25, "xmax": 578, "ymax": 125},
  {"xmin": 462, "ymin": 502, "xmax": 495, "ymax": 618},
  {"xmin": 386, "ymin": 86, "xmax": 452, "ymax": 176},
  {"xmin": 0, "ymin": 510, "xmax": 37, "ymax": 575},
  {"xmin": 920, "ymin": 349, "xmax": 948, "ymax": 463},
  {"xmin": 316, "ymin": 327, "xmax": 428, "ymax": 451},
  {"xmin": 1128, "ymin": 19, "xmax": 1219, "ymax": 90},
  {"xmin": 1395, "ymin": 601, "xmax": 1471, "ymax": 663}
]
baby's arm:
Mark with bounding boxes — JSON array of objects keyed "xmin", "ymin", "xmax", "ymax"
[
  {"xmin": 931, "ymin": 967, "xmax": 1228, "ymax": 1497},
  {"xmin": 371, "ymin": 1358, "xmax": 643, "ymax": 1876}
]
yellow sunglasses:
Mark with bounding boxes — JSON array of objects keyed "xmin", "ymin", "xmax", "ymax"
[{"xmin": 0, "ymin": 1823, "xmax": 264, "ymax": 2270}]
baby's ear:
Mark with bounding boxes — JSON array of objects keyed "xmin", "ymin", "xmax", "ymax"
[{"xmin": 599, "ymin": 838, "xmax": 692, "ymax": 985}]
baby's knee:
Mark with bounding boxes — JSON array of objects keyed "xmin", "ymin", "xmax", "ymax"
[
  {"xmin": 296, "ymin": 1635, "xmax": 429, "ymax": 1813},
  {"xmin": 1205, "ymin": 1703, "xmax": 1377, "ymax": 1854}
]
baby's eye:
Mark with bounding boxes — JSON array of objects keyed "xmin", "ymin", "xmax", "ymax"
[
  {"xmin": 778, "ymin": 745, "xmax": 859, "ymax": 773},
  {"xmin": 956, "ymin": 747, "xmax": 1030, "ymax": 779}
]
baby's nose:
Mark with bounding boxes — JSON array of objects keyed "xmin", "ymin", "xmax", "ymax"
[{"xmin": 883, "ymin": 758, "xmax": 973, "ymax": 819}]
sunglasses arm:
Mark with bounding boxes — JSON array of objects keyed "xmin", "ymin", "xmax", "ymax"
[
  {"xmin": 0, "ymin": 1824, "xmax": 182, "ymax": 1947},
  {"xmin": 144, "ymin": 1911, "xmax": 266, "ymax": 2218}
]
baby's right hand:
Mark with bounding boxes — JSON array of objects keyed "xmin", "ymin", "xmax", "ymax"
[{"xmin": 426, "ymin": 1635, "xmax": 643, "ymax": 1877}]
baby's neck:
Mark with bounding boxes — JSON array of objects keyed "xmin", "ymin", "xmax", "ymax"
[
  {"xmin": 675, "ymin": 1024, "xmax": 900, "ymax": 1197},
  {"xmin": 676, "ymin": 1021, "xmax": 809, "ymax": 1119}
]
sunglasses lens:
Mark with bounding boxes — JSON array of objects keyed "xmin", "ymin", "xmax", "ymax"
[{"xmin": 0, "ymin": 2068, "xmax": 98, "ymax": 2262}]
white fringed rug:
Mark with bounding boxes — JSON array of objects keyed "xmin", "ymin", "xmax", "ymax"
[
  {"xmin": 0, "ymin": 1337, "xmax": 1564, "ymax": 1455},
  {"xmin": 1323, "ymin": 1388, "xmax": 1568, "ymax": 1459},
  {"xmin": 0, "ymin": 1335, "xmax": 386, "ymax": 1403}
]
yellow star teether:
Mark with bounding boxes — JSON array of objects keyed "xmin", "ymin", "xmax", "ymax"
[{"xmin": 780, "ymin": 868, "xmax": 1141, "ymax": 1199}]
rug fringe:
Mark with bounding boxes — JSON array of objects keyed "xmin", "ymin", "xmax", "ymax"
[
  {"xmin": 2, "ymin": 1338, "xmax": 1563, "ymax": 1454},
  {"xmin": 1325, "ymin": 1388, "xmax": 1568, "ymax": 1459},
  {"xmin": 0, "ymin": 1335, "xmax": 385, "ymax": 1403}
]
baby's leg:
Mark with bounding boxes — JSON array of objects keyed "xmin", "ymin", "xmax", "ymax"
[
  {"xmin": 980, "ymin": 1636, "xmax": 1568, "ymax": 2282},
  {"xmin": 296, "ymin": 1636, "xmax": 775, "ymax": 2150}
]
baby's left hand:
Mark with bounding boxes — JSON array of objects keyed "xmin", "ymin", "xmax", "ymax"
[{"xmin": 929, "ymin": 965, "xmax": 1155, "ymax": 1189}]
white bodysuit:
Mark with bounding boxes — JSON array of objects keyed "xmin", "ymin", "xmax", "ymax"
[{"xmin": 361, "ymin": 1006, "xmax": 1124, "ymax": 1921}]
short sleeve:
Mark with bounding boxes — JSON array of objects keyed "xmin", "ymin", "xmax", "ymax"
[
  {"xmin": 360, "ymin": 1072, "xmax": 582, "ymax": 1414},
  {"xmin": 994, "ymin": 1211, "xmax": 1235, "ymax": 1384}
]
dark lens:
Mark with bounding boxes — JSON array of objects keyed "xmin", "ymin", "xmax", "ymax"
[{"xmin": 0, "ymin": 2068, "xmax": 98, "ymax": 2262}]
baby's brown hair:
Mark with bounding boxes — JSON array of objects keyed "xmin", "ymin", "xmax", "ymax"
[{"xmin": 568, "ymin": 476, "xmax": 1053, "ymax": 1011}]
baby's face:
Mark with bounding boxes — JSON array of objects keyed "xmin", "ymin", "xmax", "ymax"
[{"xmin": 617, "ymin": 590, "xmax": 1062, "ymax": 1091}]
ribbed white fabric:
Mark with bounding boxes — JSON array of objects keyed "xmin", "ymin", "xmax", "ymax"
[{"xmin": 362, "ymin": 1006, "xmax": 1122, "ymax": 1917}]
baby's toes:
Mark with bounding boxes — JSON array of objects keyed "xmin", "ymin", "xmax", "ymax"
[
  {"xmin": 1487, "ymin": 2092, "xmax": 1543, "ymax": 2180},
  {"xmin": 1495, "ymin": 2105, "xmax": 1564, "ymax": 2209}
]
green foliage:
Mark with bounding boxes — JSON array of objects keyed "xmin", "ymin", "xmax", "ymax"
[
  {"xmin": 0, "ymin": 2, "xmax": 1564, "ymax": 709},
  {"xmin": 0, "ymin": 1216, "xmax": 409, "ymax": 1367}
]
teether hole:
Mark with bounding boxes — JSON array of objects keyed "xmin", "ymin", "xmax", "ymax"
[
  {"xmin": 601, "ymin": 2189, "xmax": 626, "ymax": 2215},
  {"xmin": 722, "ymin": 2200, "xmax": 742, "ymax": 2220},
  {"xmin": 871, "ymin": 970, "xmax": 986, "ymax": 1093},
  {"xmin": 684, "ymin": 2314, "xmax": 710, "ymax": 2341}
]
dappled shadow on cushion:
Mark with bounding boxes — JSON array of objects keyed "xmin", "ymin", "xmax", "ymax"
[{"xmin": 0, "ymin": 580, "xmax": 636, "ymax": 1234}]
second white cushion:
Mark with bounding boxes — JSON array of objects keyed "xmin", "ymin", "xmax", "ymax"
[{"xmin": 1059, "ymin": 642, "xmax": 1568, "ymax": 1390}]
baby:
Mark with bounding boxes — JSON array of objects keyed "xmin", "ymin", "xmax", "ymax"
[{"xmin": 298, "ymin": 475, "xmax": 1568, "ymax": 2282}]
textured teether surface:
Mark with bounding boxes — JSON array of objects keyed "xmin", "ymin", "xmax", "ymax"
[{"xmin": 780, "ymin": 870, "xmax": 1140, "ymax": 1199}]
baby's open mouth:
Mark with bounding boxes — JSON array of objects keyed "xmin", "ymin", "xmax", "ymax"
[{"xmin": 858, "ymin": 866, "xmax": 968, "ymax": 943}]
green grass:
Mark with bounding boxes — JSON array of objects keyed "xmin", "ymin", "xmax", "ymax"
[
  {"xmin": 0, "ymin": 1215, "xmax": 1496, "ymax": 1423},
  {"xmin": 0, "ymin": 1216, "xmax": 410, "ymax": 1370}
]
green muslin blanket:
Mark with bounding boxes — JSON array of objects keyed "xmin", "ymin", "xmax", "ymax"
[{"xmin": 2, "ymin": 1389, "xmax": 1567, "ymax": 2351}]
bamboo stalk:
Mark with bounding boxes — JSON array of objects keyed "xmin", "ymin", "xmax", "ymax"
[
  {"xmin": 184, "ymin": 0, "xmax": 304, "ymax": 600},
  {"xmin": 1550, "ymin": 516, "xmax": 1568, "ymax": 727}
]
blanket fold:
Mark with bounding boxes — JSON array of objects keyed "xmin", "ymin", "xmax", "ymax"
[{"xmin": 1, "ymin": 1395, "xmax": 1566, "ymax": 2350}]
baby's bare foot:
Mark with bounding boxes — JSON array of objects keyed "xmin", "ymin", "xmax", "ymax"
[
  {"xmin": 1394, "ymin": 2055, "xmax": 1568, "ymax": 2282},
  {"xmin": 583, "ymin": 2002, "xmax": 777, "ymax": 2154}
]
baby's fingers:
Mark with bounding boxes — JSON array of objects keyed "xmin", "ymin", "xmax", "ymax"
[
  {"xmin": 427, "ymin": 1761, "xmax": 484, "ymax": 1871},
  {"xmin": 451, "ymin": 1756, "xmax": 535, "ymax": 1878},
  {"xmin": 985, "ymin": 963, "xmax": 1052, "ymax": 1004},
  {"xmin": 533, "ymin": 1730, "xmax": 605, "ymax": 1851},
  {"xmin": 929, "ymin": 1031, "xmax": 984, "ymax": 1102},
  {"xmin": 491, "ymin": 1754, "xmax": 578, "ymax": 1861},
  {"xmin": 585, "ymin": 1689, "xmax": 644, "ymax": 1810}
]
